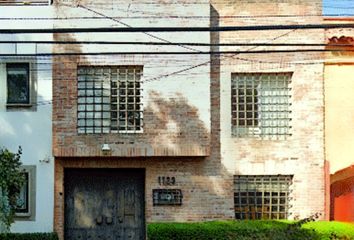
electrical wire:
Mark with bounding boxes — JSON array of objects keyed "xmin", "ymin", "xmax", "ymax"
[
  {"xmin": 0, "ymin": 2, "xmax": 351, "ymax": 108},
  {"xmin": 0, "ymin": 14, "xmax": 352, "ymax": 20},
  {"xmin": 1, "ymin": 40, "xmax": 352, "ymax": 47},
  {"xmin": 1, "ymin": 23, "xmax": 353, "ymax": 34},
  {"xmin": 77, "ymin": 4, "xmax": 200, "ymax": 52},
  {"xmin": 0, "ymin": 49, "xmax": 349, "ymax": 56}
]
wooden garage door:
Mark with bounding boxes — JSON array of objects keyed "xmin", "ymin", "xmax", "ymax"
[{"xmin": 64, "ymin": 169, "xmax": 145, "ymax": 240}]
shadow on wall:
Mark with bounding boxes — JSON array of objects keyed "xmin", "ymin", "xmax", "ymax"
[
  {"xmin": 143, "ymin": 90, "xmax": 210, "ymax": 153},
  {"xmin": 52, "ymin": 32, "xmax": 87, "ymax": 136},
  {"xmin": 0, "ymin": 94, "xmax": 52, "ymax": 163},
  {"xmin": 150, "ymin": 4, "xmax": 233, "ymax": 222}
]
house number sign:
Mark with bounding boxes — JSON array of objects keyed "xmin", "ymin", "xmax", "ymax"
[
  {"xmin": 153, "ymin": 189, "xmax": 183, "ymax": 206},
  {"xmin": 158, "ymin": 176, "xmax": 176, "ymax": 186}
]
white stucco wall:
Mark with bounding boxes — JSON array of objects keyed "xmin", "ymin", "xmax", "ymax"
[{"xmin": 0, "ymin": 5, "xmax": 54, "ymax": 232}]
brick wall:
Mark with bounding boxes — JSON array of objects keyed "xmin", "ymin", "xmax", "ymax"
[
  {"xmin": 211, "ymin": 0, "xmax": 327, "ymax": 219},
  {"xmin": 52, "ymin": 0, "xmax": 327, "ymax": 239},
  {"xmin": 52, "ymin": 2, "xmax": 219, "ymax": 238},
  {"xmin": 52, "ymin": 53, "xmax": 211, "ymax": 157},
  {"xmin": 52, "ymin": 5, "xmax": 211, "ymax": 157}
]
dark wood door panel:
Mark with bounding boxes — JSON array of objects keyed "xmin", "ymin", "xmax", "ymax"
[{"xmin": 65, "ymin": 169, "xmax": 145, "ymax": 240}]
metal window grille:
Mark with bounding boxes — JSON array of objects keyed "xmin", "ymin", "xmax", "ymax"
[
  {"xmin": 77, "ymin": 66, "xmax": 143, "ymax": 134},
  {"xmin": 234, "ymin": 175, "xmax": 292, "ymax": 220},
  {"xmin": 231, "ymin": 73, "xmax": 292, "ymax": 139},
  {"xmin": 0, "ymin": 0, "xmax": 51, "ymax": 5}
]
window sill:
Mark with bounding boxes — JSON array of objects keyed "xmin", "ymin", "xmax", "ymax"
[
  {"xmin": 15, "ymin": 212, "xmax": 31, "ymax": 218},
  {"xmin": 14, "ymin": 214, "xmax": 35, "ymax": 221},
  {"xmin": 6, "ymin": 103, "xmax": 32, "ymax": 108},
  {"xmin": 77, "ymin": 129, "xmax": 144, "ymax": 135}
]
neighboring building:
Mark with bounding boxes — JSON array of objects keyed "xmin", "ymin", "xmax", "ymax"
[
  {"xmin": 0, "ymin": 0, "xmax": 54, "ymax": 233},
  {"xmin": 330, "ymin": 165, "xmax": 354, "ymax": 222},
  {"xmin": 52, "ymin": 0, "xmax": 327, "ymax": 239},
  {"xmin": 325, "ymin": 17, "xmax": 354, "ymax": 222}
]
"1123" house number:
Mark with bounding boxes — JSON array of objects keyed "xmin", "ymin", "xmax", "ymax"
[{"xmin": 158, "ymin": 176, "xmax": 176, "ymax": 186}]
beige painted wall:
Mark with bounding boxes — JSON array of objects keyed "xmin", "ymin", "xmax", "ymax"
[
  {"xmin": 325, "ymin": 18, "xmax": 354, "ymax": 174},
  {"xmin": 325, "ymin": 64, "xmax": 354, "ymax": 174}
]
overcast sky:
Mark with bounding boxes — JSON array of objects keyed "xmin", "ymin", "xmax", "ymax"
[{"xmin": 323, "ymin": 0, "xmax": 354, "ymax": 15}]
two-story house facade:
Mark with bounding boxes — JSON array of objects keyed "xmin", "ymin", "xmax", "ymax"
[
  {"xmin": 1, "ymin": 0, "xmax": 327, "ymax": 238},
  {"xmin": 52, "ymin": 0, "xmax": 327, "ymax": 239}
]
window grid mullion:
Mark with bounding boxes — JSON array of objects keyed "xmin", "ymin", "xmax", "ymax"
[
  {"xmin": 77, "ymin": 66, "xmax": 142, "ymax": 134},
  {"xmin": 234, "ymin": 175, "xmax": 292, "ymax": 220},
  {"xmin": 231, "ymin": 73, "xmax": 291, "ymax": 139}
]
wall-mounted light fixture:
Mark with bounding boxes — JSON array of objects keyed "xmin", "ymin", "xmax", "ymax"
[
  {"xmin": 39, "ymin": 155, "xmax": 51, "ymax": 164},
  {"xmin": 101, "ymin": 143, "xmax": 111, "ymax": 155}
]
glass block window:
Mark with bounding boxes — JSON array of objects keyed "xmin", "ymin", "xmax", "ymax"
[
  {"xmin": 231, "ymin": 73, "xmax": 292, "ymax": 139},
  {"xmin": 6, "ymin": 63, "xmax": 30, "ymax": 105},
  {"xmin": 77, "ymin": 66, "xmax": 143, "ymax": 134},
  {"xmin": 234, "ymin": 175, "xmax": 292, "ymax": 220}
]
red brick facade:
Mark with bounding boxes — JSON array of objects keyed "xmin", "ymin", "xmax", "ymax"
[{"xmin": 52, "ymin": 1, "xmax": 327, "ymax": 239}]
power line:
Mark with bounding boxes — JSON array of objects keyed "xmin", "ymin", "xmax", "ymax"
[
  {"xmin": 0, "ymin": 40, "xmax": 350, "ymax": 47},
  {"xmin": 137, "ymin": 29, "xmax": 299, "ymax": 83},
  {"xmin": 58, "ymin": 1, "xmax": 354, "ymax": 16},
  {"xmin": 324, "ymin": 5, "xmax": 354, "ymax": 9},
  {"xmin": 1, "ymin": 30, "xmax": 318, "ymax": 90},
  {"xmin": 77, "ymin": 4, "xmax": 200, "ymax": 52},
  {"xmin": 0, "ymin": 49, "xmax": 349, "ymax": 56},
  {"xmin": 0, "ymin": 30, "xmax": 306, "ymax": 84},
  {"xmin": 0, "ymin": 53, "xmax": 330, "ymax": 72},
  {"xmin": 118, "ymin": 30, "xmax": 301, "ymax": 84},
  {"xmin": 1, "ymin": 23, "xmax": 353, "ymax": 34},
  {"xmin": 18, "ymin": 57, "xmax": 327, "ymax": 108},
  {"xmin": 0, "ymin": 14, "xmax": 352, "ymax": 20}
]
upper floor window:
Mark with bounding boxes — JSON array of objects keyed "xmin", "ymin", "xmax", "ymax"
[
  {"xmin": 7, "ymin": 63, "xmax": 30, "ymax": 105},
  {"xmin": 0, "ymin": 0, "xmax": 51, "ymax": 5},
  {"xmin": 234, "ymin": 175, "xmax": 293, "ymax": 220},
  {"xmin": 231, "ymin": 73, "xmax": 292, "ymax": 139},
  {"xmin": 77, "ymin": 66, "xmax": 143, "ymax": 134}
]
